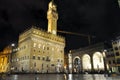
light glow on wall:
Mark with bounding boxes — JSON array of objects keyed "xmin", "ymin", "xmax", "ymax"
[
  {"xmin": 93, "ymin": 52, "xmax": 104, "ymax": 70},
  {"xmin": 82, "ymin": 54, "xmax": 91, "ymax": 70}
]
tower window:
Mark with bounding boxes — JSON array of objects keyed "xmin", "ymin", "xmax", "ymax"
[
  {"xmin": 116, "ymin": 52, "xmax": 119, "ymax": 56},
  {"xmin": 42, "ymin": 57, "xmax": 45, "ymax": 60},
  {"xmin": 38, "ymin": 57, "xmax": 40, "ymax": 60},
  {"xmin": 114, "ymin": 47, "xmax": 118, "ymax": 50},
  {"xmin": 109, "ymin": 61, "xmax": 111, "ymax": 64},
  {"xmin": 60, "ymin": 50, "xmax": 63, "ymax": 53},
  {"xmin": 34, "ymin": 50, "xmax": 36, "ymax": 52},
  {"xmin": 117, "ymin": 59, "xmax": 120, "ymax": 64},
  {"xmin": 47, "ymin": 47, "xmax": 49, "ymax": 50},
  {"xmin": 33, "ymin": 56, "xmax": 35, "ymax": 59},
  {"xmin": 58, "ymin": 59, "xmax": 60, "ymax": 62},
  {"xmin": 113, "ymin": 60, "xmax": 115, "ymax": 64}
]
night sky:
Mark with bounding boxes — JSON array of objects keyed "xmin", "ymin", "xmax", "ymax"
[{"xmin": 0, "ymin": 0, "xmax": 120, "ymax": 51}]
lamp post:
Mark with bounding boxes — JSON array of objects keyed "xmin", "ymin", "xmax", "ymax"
[{"xmin": 10, "ymin": 43, "xmax": 15, "ymax": 73}]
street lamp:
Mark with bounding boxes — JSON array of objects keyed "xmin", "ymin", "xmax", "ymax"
[
  {"xmin": 10, "ymin": 43, "xmax": 16, "ymax": 73},
  {"xmin": 11, "ymin": 43, "xmax": 15, "ymax": 47}
]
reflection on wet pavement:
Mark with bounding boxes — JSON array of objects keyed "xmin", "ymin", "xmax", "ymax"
[{"xmin": 4, "ymin": 74, "xmax": 120, "ymax": 80}]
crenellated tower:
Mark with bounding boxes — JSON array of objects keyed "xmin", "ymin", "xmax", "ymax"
[{"xmin": 47, "ymin": 0, "xmax": 58, "ymax": 35}]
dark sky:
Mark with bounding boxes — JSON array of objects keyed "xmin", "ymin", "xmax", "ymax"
[{"xmin": 0, "ymin": 0, "xmax": 120, "ymax": 51}]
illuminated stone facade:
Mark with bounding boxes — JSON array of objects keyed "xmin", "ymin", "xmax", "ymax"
[
  {"xmin": 105, "ymin": 48, "xmax": 116, "ymax": 73},
  {"xmin": 70, "ymin": 43, "xmax": 107, "ymax": 73},
  {"xmin": 13, "ymin": 27, "xmax": 65, "ymax": 73},
  {"xmin": 0, "ymin": 0, "xmax": 65, "ymax": 73},
  {"xmin": 12, "ymin": 0, "xmax": 65, "ymax": 73},
  {"xmin": 0, "ymin": 46, "xmax": 12, "ymax": 73}
]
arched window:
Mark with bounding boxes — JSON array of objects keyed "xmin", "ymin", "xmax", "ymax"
[
  {"xmin": 82, "ymin": 54, "xmax": 91, "ymax": 70},
  {"xmin": 93, "ymin": 52, "xmax": 104, "ymax": 70}
]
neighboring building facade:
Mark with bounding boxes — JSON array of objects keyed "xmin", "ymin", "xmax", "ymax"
[
  {"xmin": 70, "ymin": 43, "xmax": 108, "ymax": 73},
  {"xmin": 105, "ymin": 48, "xmax": 116, "ymax": 73},
  {"xmin": 0, "ymin": 46, "xmax": 12, "ymax": 73},
  {"xmin": 112, "ymin": 36, "xmax": 120, "ymax": 73},
  {"xmin": 12, "ymin": 0, "xmax": 65, "ymax": 73}
]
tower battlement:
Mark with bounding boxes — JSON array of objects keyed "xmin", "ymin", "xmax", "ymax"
[{"xmin": 19, "ymin": 27, "xmax": 65, "ymax": 44}]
